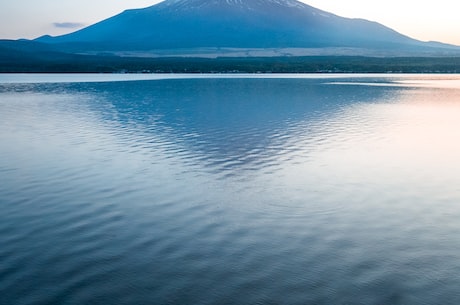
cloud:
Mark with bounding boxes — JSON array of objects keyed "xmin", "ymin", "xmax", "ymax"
[{"xmin": 53, "ymin": 22, "xmax": 85, "ymax": 29}]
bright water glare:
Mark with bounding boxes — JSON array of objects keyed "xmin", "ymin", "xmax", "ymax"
[{"xmin": 1, "ymin": 74, "xmax": 460, "ymax": 304}]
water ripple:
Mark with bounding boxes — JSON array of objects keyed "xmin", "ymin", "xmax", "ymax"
[{"xmin": 3, "ymin": 75, "xmax": 460, "ymax": 304}]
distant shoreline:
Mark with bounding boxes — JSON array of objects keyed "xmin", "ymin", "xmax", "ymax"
[{"xmin": 2, "ymin": 55, "xmax": 460, "ymax": 74}]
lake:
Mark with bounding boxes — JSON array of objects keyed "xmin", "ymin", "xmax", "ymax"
[{"xmin": 1, "ymin": 73, "xmax": 460, "ymax": 304}]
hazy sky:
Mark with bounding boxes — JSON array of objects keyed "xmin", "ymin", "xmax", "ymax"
[{"xmin": 1, "ymin": 0, "xmax": 459, "ymax": 45}]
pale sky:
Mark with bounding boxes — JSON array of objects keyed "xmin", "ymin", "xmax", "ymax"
[{"xmin": 0, "ymin": 0, "xmax": 459, "ymax": 45}]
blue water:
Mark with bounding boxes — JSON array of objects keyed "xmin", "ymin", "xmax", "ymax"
[{"xmin": 2, "ymin": 74, "xmax": 460, "ymax": 304}]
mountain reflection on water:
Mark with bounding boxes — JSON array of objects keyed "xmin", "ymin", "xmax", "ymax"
[{"xmin": 79, "ymin": 78, "xmax": 396, "ymax": 174}]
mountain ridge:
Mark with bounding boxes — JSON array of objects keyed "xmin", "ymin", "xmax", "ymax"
[{"xmin": 34, "ymin": 0, "xmax": 457, "ymax": 54}]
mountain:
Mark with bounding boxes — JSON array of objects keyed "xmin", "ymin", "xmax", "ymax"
[
  {"xmin": 3, "ymin": 0, "xmax": 460, "ymax": 72},
  {"xmin": 34, "ymin": 0, "xmax": 459, "ymax": 55}
]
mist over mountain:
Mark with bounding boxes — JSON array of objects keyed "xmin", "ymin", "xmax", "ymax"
[{"xmin": 34, "ymin": 0, "xmax": 459, "ymax": 55}]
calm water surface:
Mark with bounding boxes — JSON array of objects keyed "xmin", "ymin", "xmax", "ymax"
[{"xmin": 1, "ymin": 74, "xmax": 460, "ymax": 304}]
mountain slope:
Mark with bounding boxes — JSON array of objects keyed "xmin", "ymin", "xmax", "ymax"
[{"xmin": 35, "ymin": 0, "xmax": 440, "ymax": 53}]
